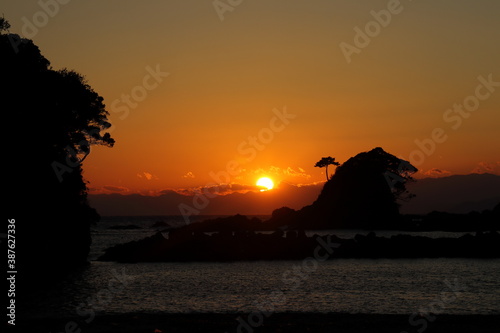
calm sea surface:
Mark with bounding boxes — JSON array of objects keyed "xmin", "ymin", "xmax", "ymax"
[{"xmin": 26, "ymin": 216, "xmax": 500, "ymax": 318}]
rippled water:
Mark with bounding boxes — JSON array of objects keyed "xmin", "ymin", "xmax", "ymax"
[
  {"xmin": 27, "ymin": 258, "xmax": 500, "ymax": 318},
  {"xmin": 25, "ymin": 217, "xmax": 500, "ymax": 318}
]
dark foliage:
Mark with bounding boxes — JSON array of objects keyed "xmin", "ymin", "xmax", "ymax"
[
  {"xmin": 314, "ymin": 156, "xmax": 340, "ymax": 181},
  {"xmin": 2, "ymin": 23, "xmax": 113, "ymax": 286}
]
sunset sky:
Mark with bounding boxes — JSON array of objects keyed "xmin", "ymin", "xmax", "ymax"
[{"xmin": 4, "ymin": 0, "xmax": 500, "ymax": 196}]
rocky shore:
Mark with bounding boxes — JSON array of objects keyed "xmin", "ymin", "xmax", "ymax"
[{"xmin": 98, "ymin": 230, "xmax": 500, "ymax": 262}]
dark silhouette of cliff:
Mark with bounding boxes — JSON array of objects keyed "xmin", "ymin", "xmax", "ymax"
[
  {"xmin": 269, "ymin": 147, "xmax": 417, "ymax": 229},
  {"xmin": 2, "ymin": 21, "xmax": 113, "ymax": 287}
]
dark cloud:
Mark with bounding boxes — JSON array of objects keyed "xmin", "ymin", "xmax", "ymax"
[{"xmin": 102, "ymin": 185, "xmax": 129, "ymax": 193}]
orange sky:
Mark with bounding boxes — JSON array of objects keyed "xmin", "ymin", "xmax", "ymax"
[{"xmin": 4, "ymin": 0, "xmax": 500, "ymax": 195}]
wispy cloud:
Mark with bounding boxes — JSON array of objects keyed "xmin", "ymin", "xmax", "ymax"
[
  {"xmin": 284, "ymin": 166, "xmax": 311, "ymax": 178},
  {"xmin": 92, "ymin": 180, "xmax": 326, "ymax": 198},
  {"xmin": 88, "ymin": 182, "xmax": 325, "ymax": 216},
  {"xmin": 182, "ymin": 171, "xmax": 195, "ymax": 179},
  {"xmin": 170, "ymin": 181, "xmax": 326, "ymax": 198},
  {"xmin": 251, "ymin": 166, "xmax": 311, "ymax": 179},
  {"xmin": 88, "ymin": 185, "xmax": 130, "ymax": 194},
  {"xmin": 471, "ymin": 161, "xmax": 500, "ymax": 175},
  {"xmin": 103, "ymin": 185, "xmax": 129, "ymax": 192},
  {"xmin": 177, "ymin": 183, "xmax": 263, "ymax": 196},
  {"xmin": 422, "ymin": 168, "xmax": 452, "ymax": 178},
  {"xmin": 137, "ymin": 171, "xmax": 158, "ymax": 181}
]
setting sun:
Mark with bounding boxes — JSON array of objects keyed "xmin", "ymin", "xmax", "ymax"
[{"xmin": 256, "ymin": 177, "xmax": 274, "ymax": 191}]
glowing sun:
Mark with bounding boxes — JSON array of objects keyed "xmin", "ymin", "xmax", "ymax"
[{"xmin": 256, "ymin": 177, "xmax": 274, "ymax": 191}]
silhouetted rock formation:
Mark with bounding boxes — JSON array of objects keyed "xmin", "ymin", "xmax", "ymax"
[
  {"xmin": 261, "ymin": 147, "xmax": 417, "ymax": 230},
  {"xmin": 186, "ymin": 203, "xmax": 499, "ymax": 233},
  {"xmin": 98, "ymin": 230, "xmax": 500, "ymax": 262},
  {"xmin": 263, "ymin": 206, "xmax": 300, "ymax": 229},
  {"xmin": 183, "ymin": 214, "xmax": 267, "ymax": 232},
  {"xmin": 2, "ymin": 21, "xmax": 113, "ymax": 288}
]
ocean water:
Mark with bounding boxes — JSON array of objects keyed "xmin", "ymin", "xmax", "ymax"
[{"xmin": 25, "ymin": 216, "xmax": 500, "ymax": 318}]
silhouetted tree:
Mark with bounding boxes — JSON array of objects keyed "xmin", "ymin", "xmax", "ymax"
[
  {"xmin": 314, "ymin": 156, "xmax": 340, "ymax": 181},
  {"xmin": 0, "ymin": 16, "xmax": 10, "ymax": 32},
  {"xmin": 2, "ymin": 19, "xmax": 114, "ymax": 287}
]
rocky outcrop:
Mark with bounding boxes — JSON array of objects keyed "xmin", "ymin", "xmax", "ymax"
[{"xmin": 98, "ymin": 231, "xmax": 500, "ymax": 262}]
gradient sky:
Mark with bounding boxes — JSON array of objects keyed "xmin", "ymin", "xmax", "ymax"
[{"xmin": 4, "ymin": 0, "xmax": 500, "ymax": 195}]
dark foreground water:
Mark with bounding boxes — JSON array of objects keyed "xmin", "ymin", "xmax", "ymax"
[
  {"xmin": 26, "ymin": 258, "xmax": 500, "ymax": 318},
  {"xmin": 24, "ymin": 216, "xmax": 500, "ymax": 319}
]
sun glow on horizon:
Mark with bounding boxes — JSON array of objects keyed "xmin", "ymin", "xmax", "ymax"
[{"xmin": 256, "ymin": 177, "xmax": 274, "ymax": 191}]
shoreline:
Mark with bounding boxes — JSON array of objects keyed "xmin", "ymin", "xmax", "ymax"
[
  {"xmin": 15, "ymin": 312, "xmax": 500, "ymax": 332},
  {"xmin": 98, "ymin": 231, "xmax": 500, "ymax": 262}
]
